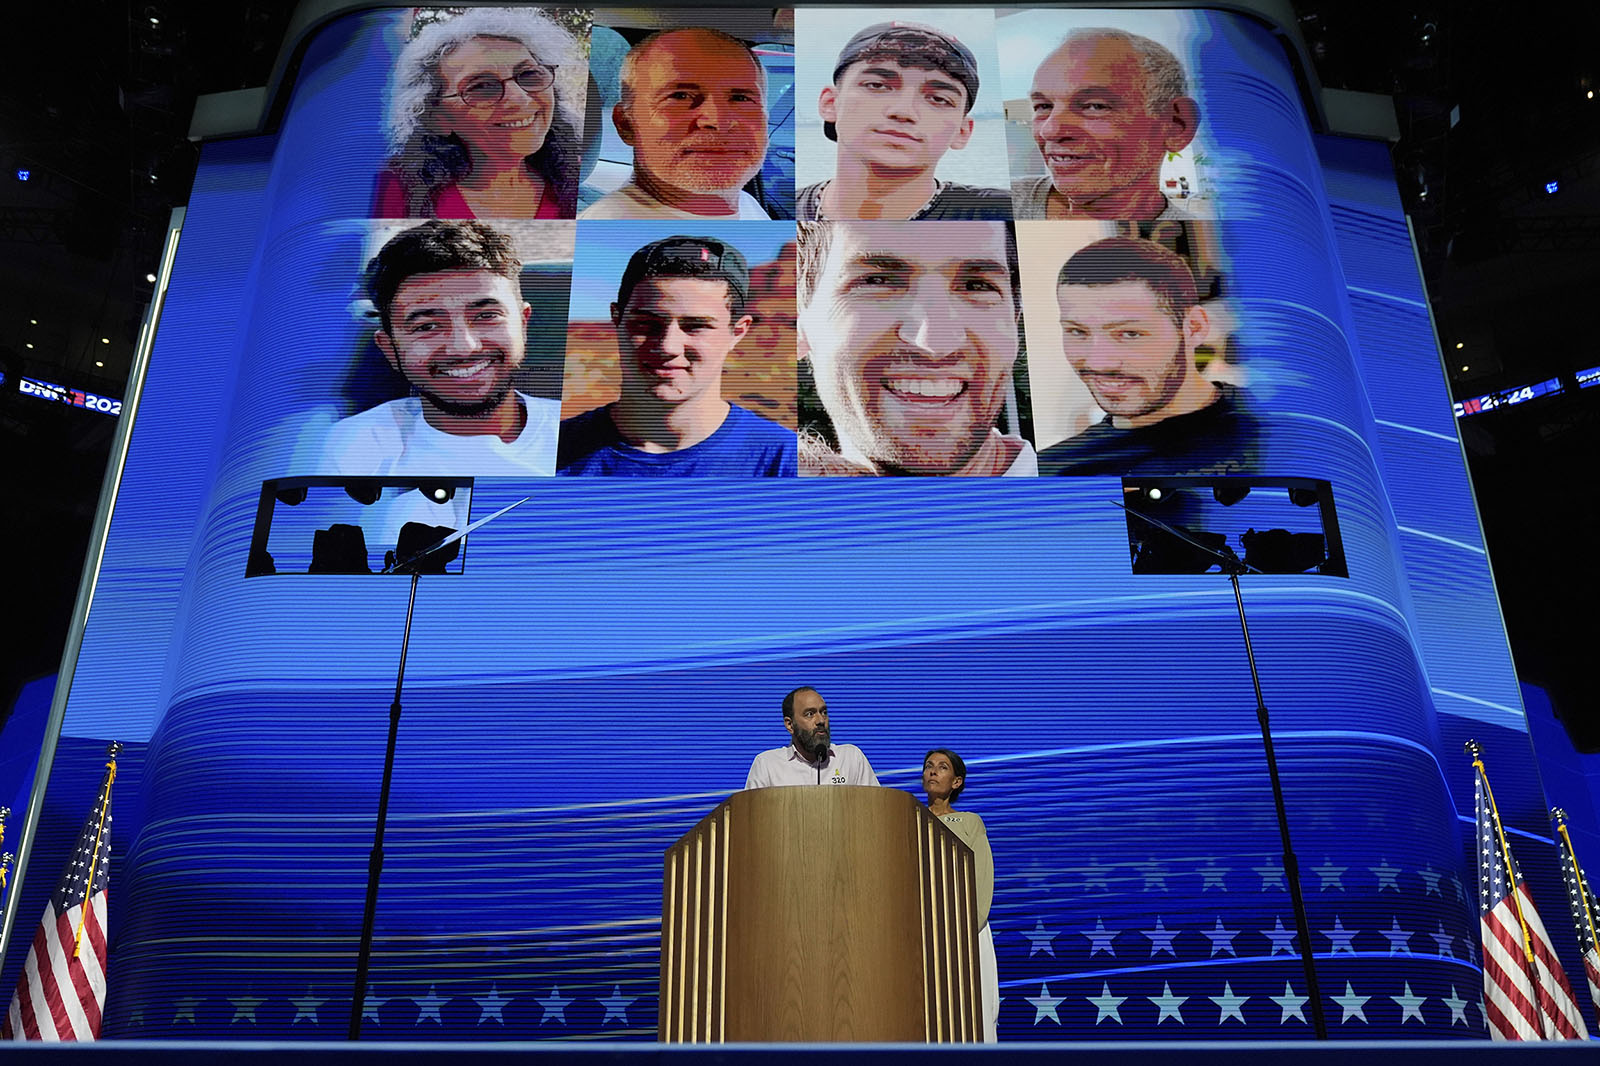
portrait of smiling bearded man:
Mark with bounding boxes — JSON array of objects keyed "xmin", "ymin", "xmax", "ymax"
[
  {"xmin": 322, "ymin": 219, "xmax": 561, "ymax": 477},
  {"xmin": 795, "ymin": 220, "xmax": 1036, "ymax": 476}
]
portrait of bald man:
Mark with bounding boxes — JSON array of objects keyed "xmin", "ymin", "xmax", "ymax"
[
  {"xmin": 1012, "ymin": 28, "xmax": 1206, "ymax": 221},
  {"xmin": 581, "ymin": 27, "xmax": 777, "ymax": 220}
]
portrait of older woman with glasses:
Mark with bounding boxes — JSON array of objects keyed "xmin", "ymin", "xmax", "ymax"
[{"xmin": 376, "ymin": 8, "xmax": 586, "ymax": 219}]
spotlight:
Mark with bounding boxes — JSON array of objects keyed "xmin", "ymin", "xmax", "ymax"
[
  {"xmin": 1460, "ymin": 365, "xmax": 1469, "ymax": 373},
  {"xmin": 95, "ymin": 360, "xmax": 104, "ymax": 368},
  {"xmin": 100, "ymin": 337, "xmax": 109, "ymax": 344},
  {"xmin": 29, "ymin": 319, "xmax": 37, "ymax": 325},
  {"xmin": 418, "ymin": 481, "xmax": 457, "ymax": 504},
  {"xmin": 390, "ymin": 522, "xmax": 460, "ymax": 576},
  {"xmin": 15, "ymin": 170, "xmax": 29, "ymax": 182},
  {"xmin": 145, "ymin": 272, "xmax": 157, "ymax": 283},
  {"xmin": 1545, "ymin": 180, "xmax": 1560, "ymax": 195},
  {"xmin": 1589, "ymin": 90, "xmax": 1595, "ymax": 100},
  {"xmin": 1212, "ymin": 483, "xmax": 1251, "ymax": 507},
  {"xmin": 1288, "ymin": 487, "xmax": 1320, "ymax": 508},
  {"xmin": 309, "ymin": 524, "xmax": 372, "ymax": 574},
  {"xmin": 1241, "ymin": 528, "xmax": 1327, "ymax": 573},
  {"xmin": 24, "ymin": 343, "xmax": 32, "ymax": 349},
  {"xmin": 1455, "ymin": 341, "xmax": 1464, "ymax": 349},
  {"xmin": 345, "ymin": 479, "xmax": 383, "ymax": 506}
]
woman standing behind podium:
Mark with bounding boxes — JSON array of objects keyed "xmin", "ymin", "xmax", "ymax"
[{"xmin": 922, "ymin": 748, "xmax": 998, "ymax": 1042}]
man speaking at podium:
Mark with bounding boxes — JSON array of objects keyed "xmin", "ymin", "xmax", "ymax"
[{"xmin": 745, "ymin": 686, "xmax": 880, "ymax": 788}]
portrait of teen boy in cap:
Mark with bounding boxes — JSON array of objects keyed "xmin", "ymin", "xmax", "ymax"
[
  {"xmin": 797, "ymin": 21, "xmax": 1011, "ymax": 221},
  {"xmin": 557, "ymin": 235, "xmax": 796, "ymax": 476}
]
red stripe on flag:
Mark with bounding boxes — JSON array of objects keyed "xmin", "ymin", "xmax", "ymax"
[
  {"xmin": 1482, "ymin": 943, "xmax": 1543, "ymax": 1033},
  {"xmin": 1482, "ymin": 991, "xmax": 1532, "ymax": 1041},
  {"xmin": 39, "ymin": 909, "xmax": 78, "ymax": 1039},
  {"xmin": 12, "ymin": 957, "xmax": 43, "ymax": 1042},
  {"xmin": 71, "ymin": 900, "xmax": 104, "ymax": 1035}
]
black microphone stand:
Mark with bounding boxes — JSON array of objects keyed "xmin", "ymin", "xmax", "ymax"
[
  {"xmin": 347, "ymin": 496, "xmax": 528, "ymax": 1040},
  {"xmin": 1120, "ymin": 502, "xmax": 1329, "ymax": 1040}
]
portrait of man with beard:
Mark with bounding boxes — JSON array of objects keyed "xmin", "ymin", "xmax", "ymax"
[
  {"xmin": 745, "ymin": 686, "xmax": 880, "ymax": 789},
  {"xmin": 580, "ymin": 28, "xmax": 776, "ymax": 220},
  {"xmin": 1036, "ymin": 234, "xmax": 1261, "ymax": 476},
  {"xmin": 322, "ymin": 219, "xmax": 562, "ymax": 476}
]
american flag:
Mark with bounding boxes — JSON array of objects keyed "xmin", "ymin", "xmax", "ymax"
[
  {"xmin": 1471, "ymin": 746, "xmax": 1587, "ymax": 1040},
  {"xmin": 1551, "ymin": 809, "xmax": 1600, "ymax": 1028},
  {"xmin": 3, "ymin": 743, "xmax": 119, "ymax": 1042}
]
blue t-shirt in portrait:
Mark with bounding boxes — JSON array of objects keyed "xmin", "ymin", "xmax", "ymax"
[{"xmin": 556, "ymin": 403, "xmax": 797, "ymax": 477}]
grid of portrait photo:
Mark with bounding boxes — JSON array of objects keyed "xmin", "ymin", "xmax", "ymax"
[{"xmin": 305, "ymin": 5, "xmax": 1254, "ymax": 483}]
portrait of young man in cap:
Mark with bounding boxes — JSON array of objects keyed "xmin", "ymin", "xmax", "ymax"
[
  {"xmin": 796, "ymin": 20, "xmax": 1011, "ymax": 221},
  {"xmin": 557, "ymin": 235, "xmax": 796, "ymax": 476}
]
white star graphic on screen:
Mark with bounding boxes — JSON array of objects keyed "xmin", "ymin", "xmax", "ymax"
[
  {"xmin": 229, "ymin": 994, "xmax": 265, "ymax": 1025},
  {"xmin": 1203, "ymin": 918, "xmax": 1239, "ymax": 957},
  {"xmin": 1210, "ymin": 982, "xmax": 1248, "ymax": 1024},
  {"xmin": 1320, "ymin": 916, "xmax": 1357, "ymax": 954},
  {"xmin": 536, "ymin": 985, "xmax": 573, "ymax": 1026},
  {"xmin": 1313, "ymin": 857, "xmax": 1347, "ymax": 890},
  {"xmin": 1142, "ymin": 859, "xmax": 1169, "ymax": 892},
  {"xmin": 475, "ymin": 985, "xmax": 509, "ymax": 1025},
  {"xmin": 1441, "ymin": 985, "xmax": 1470, "ymax": 1026},
  {"xmin": 600, "ymin": 985, "xmax": 635, "ymax": 1025},
  {"xmin": 415, "ymin": 986, "xmax": 446, "ymax": 1025},
  {"xmin": 1369, "ymin": 858, "xmax": 1402, "ymax": 891},
  {"xmin": 1199, "ymin": 861, "xmax": 1229, "ymax": 891},
  {"xmin": 1264, "ymin": 916, "xmax": 1298, "ymax": 955},
  {"xmin": 172, "ymin": 997, "xmax": 201, "ymax": 1024},
  {"xmin": 1334, "ymin": 982, "xmax": 1370, "ymax": 1023},
  {"xmin": 290, "ymin": 986, "xmax": 327, "ymax": 1025},
  {"xmin": 1087, "ymin": 982, "xmax": 1126, "ymax": 1024},
  {"xmin": 1270, "ymin": 982, "xmax": 1308, "ymax": 1024},
  {"xmin": 1149, "ymin": 982, "xmax": 1187, "ymax": 1024},
  {"xmin": 1448, "ymin": 872, "xmax": 1464, "ymax": 902},
  {"xmin": 1391, "ymin": 982, "xmax": 1427, "ymax": 1024},
  {"xmin": 1082, "ymin": 917, "xmax": 1117, "ymax": 956},
  {"xmin": 1023, "ymin": 919, "xmax": 1058, "ymax": 957},
  {"xmin": 1419, "ymin": 865, "xmax": 1443, "ymax": 896},
  {"xmin": 1081, "ymin": 856, "xmax": 1112, "ymax": 892},
  {"xmin": 1253, "ymin": 862, "xmax": 1286, "ymax": 891},
  {"xmin": 361, "ymin": 985, "xmax": 384, "ymax": 1024},
  {"xmin": 1424, "ymin": 922, "xmax": 1455, "ymax": 958},
  {"xmin": 1382, "ymin": 917, "xmax": 1415, "ymax": 955},
  {"xmin": 1026, "ymin": 983, "xmax": 1064, "ymax": 1025},
  {"xmin": 1141, "ymin": 916, "xmax": 1178, "ymax": 956}
]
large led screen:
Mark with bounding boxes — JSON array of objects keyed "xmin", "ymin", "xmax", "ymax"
[{"xmin": 1, "ymin": 3, "xmax": 1573, "ymax": 1046}]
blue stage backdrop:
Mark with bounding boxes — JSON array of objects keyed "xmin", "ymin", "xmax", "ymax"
[{"xmin": 1, "ymin": 4, "xmax": 1582, "ymax": 1045}]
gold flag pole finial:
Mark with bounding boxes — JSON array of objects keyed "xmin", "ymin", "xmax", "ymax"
[
  {"xmin": 0, "ymin": 852, "xmax": 12, "ymax": 897},
  {"xmin": 71, "ymin": 742, "xmax": 122, "ymax": 957},
  {"xmin": 0, "ymin": 806, "xmax": 10, "ymax": 853}
]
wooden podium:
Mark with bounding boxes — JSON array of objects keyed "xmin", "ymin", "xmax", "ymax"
[{"xmin": 659, "ymin": 786, "xmax": 981, "ymax": 1042}]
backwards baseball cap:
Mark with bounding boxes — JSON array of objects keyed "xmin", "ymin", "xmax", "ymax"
[
  {"xmin": 825, "ymin": 21, "xmax": 980, "ymax": 142},
  {"xmin": 616, "ymin": 237, "xmax": 751, "ymax": 314}
]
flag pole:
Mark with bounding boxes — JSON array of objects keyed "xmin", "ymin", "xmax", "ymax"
[
  {"xmin": 1551, "ymin": 809, "xmax": 1599, "ymax": 956},
  {"xmin": 1467, "ymin": 742, "xmax": 1538, "ymax": 969},
  {"xmin": 72, "ymin": 742, "xmax": 121, "ymax": 957}
]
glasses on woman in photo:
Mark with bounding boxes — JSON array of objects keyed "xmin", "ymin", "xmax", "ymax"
[{"xmin": 441, "ymin": 63, "xmax": 558, "ymax": 108}]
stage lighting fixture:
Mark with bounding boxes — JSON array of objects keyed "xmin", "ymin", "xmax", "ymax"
[
  {"xmin": 309, "ymin": 524, "xmax": 371, "ymax": 574},
  {"xmin": 1131, "ymin": 518, "xmax": 1229, "ymax": 575},
  {"xmin": 1288, "ymin": 487, "xmax": 1320, "ymax": 508},
  {"xmin": 15, "ymin": 170, "xmax": 28, "ymax": 182},
  {"xmin": 390, "ymin": 523, "xmax": 460, "ymax": 576},
  {"xmin": 345, "ymin": 479, "xmax": 383, "ymax": 506},
  {"xmin": 273, "ymin": 486, "xmax": 307, "ymax": 506},
  {"xmin": 145, "ymin": 273, "xmax": 157, "ymax": 283},
  {"xmin": 1213, "ymin": 483, "xmax": 1251, "ymax": 506},
  {"xmin": 1545, "ymin": 180, "xmax": 1560, "ymax": 195},
  {"xmin": 1241, "ymin": 528, "xmax": 1328, "ymax": 573},
  {"xmin": 418, "ymin": 481, "xmax": 457, "ymax": 504}
]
